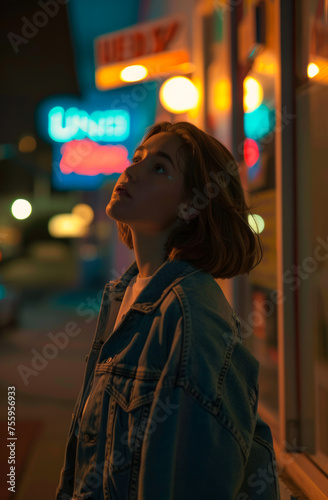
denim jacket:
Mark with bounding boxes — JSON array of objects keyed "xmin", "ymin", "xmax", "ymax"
[{"xmin": 56, "ymin": 258, "xmax": 280, "ymax": 500}]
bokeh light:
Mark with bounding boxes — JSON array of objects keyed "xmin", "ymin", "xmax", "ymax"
[
  {"xmin": 11, "ymin": 199, "xmax": 32, "ymax": 220},
  {"xmin": 0, "ymin": 226, "xmax": 21, "ymax": 245},
  {"xmin": 120, "ymin": 65, "xmax": 148, "ymax": 82},
  {"xmin": 159, "ymin": 76, "xmax": 199, "ymax": 113},
  {"xmin": 244, "ymin": 104, "xmax": 275, "ymax": 140},
  {"xmin": 248, "ymin": 214, "xmax": 265, "ymax": 234},
  {"xmin": 243, "ymin": 76, "xmax": 263, "ymax": 112},
  {"xmin": 48, "ymin": 214, "xmax": 89, "ymax": 238},
  {"xmin": 72, "ymin": 204, "xmax": 94, "ymax": 225},
  {"xmin": 244, "ymin": 138, "xmax": 260, "ymax": 167},
  {"xmin": 307, "ymin": 63, "xmax": 319, "ymax": 78},
  {"xmin": 18, "ymin": 135, "xmax": 37, "ymax": 153}
]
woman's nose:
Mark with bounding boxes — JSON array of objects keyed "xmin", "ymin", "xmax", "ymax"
[
  {"xmin": 124, "ymin": 165, "xmax": 135, "ymax": 182},
  {"xmin": 124, "ymin": 161, "xmax": 141, "ymax": 182}
]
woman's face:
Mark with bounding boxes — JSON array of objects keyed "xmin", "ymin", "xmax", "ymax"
[{"xmin": 106, "ymin": 132, "xmax": 188, "ymax": 233}]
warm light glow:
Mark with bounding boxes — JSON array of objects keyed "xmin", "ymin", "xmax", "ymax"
[
  {"xmin": 120, "ymin": 65, "xmax": 148, "ymax": 82},
  {"xmin": 214, "ymin": 79, "xmax": 231, "ymax": 111},
  {"xmin": 48, "ymin": 214, "xmax": 89, "ymax": 238},
  {"xmin": 72, "ymin": 204, "xmax": 94, "ymax": 225},
  {"xmin": 244, "ymin": 138, "xmax": 259, "ymax": 167},
  {"xmin": 18, "ymin": 135, "xmax": 37, "ymax": 153},
  {"xmin": 243, "ymin": 76, "xmax": 263, "ymax": 112},
  {"xmin": 187, "ymin": 77, "xmax": 202, "ymax": 119},
  {"xmin": 0, "ymin": 226, "xmax": 21, "ymax": 245},
  {"xmin": 307, "ymin": 63, "xmax": 319, "ymax": 78},
  {"xmin": 248, "ymin": 214, "xmax": 265, "ymax": 234},
  {"xmin": 95, "ymin": 50, "xmax": 190, "ymax": 90},
  {"xmin": 255, "ymin": 61, "xmax": 276, "ymax": 75},
  {"xmin": 11, "ymin": 199, "xmax": 32, "ymax": 220},
  {"xmin": 159, "ymin": 77, "xmax": 199, "ymax": 113},
  {"xmin": 252, "ymin": 50, "xmax": 277, "ymax": 75}
]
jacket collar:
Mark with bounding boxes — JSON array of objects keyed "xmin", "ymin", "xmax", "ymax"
[{"xmin": 107, "ymin": 258, "xmax": 202, "ymax": 313}]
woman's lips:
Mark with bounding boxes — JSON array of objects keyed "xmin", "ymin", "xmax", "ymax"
[{"xmin": 114, "ymin": 188, "xmax": 131, "ymax": 198}]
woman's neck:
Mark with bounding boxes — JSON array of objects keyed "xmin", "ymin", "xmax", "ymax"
[{"xmin": 131, "ymin": 229, "xmax": 170, "ymax": 278}]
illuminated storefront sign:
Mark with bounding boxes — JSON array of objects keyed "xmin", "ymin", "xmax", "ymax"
[
  {"xmin": 39, "ymin": 102, "xmax": 130, "ymax": 189},
  {"xmin": 48, "ymin": 107, "xmax": 129, "ymax": 142},
  {"xmin": 59, "ymin": 139, "xmax": 130, "ymax": 176},
  {"xmin": 94, "ymin": 13, "xmax": 192, "ymax": 90},
  {"xmin": 36, "ymin": 89, "xmax": 157, "ymax": 190}
]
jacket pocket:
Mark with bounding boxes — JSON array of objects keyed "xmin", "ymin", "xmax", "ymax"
[
  {"xmin": 103, "ymin": 368, "xmax": 160, "ymax": 468},
  {"xmin": 99, "ymin": 362, "xmax": 162, "ymax": 412},
  {"xmin": 99, "ymin": 365, "xmax": 160, "ymax": 498}
]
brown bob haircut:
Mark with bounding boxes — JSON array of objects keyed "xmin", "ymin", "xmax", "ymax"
[{"xmin": 117, "ymin": 121, "xmax": 263, "ymax": 279}]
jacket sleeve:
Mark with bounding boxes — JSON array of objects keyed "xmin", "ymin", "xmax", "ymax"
[
  {"xmin": 55, "ymin": 384, "xmax": 83, "ymax": 500},
  {"xmin": 137, "ymin": 385, "xmax": 246, "ymax": 500}
]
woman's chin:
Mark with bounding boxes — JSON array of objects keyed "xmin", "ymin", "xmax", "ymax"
[
  {"xmin": 106, "ymin": 202, "xmax": 132, "ymax": 223},
  {"xmin": 106, "ymin": 202, "xmax": 120, "ymax": 220}
]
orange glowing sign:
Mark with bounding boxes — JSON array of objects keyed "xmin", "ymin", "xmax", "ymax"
[
  {"xmin": 94, "ymin": 14, "xmax": 190, "ymax": 90},
  {"xmin": 96, "ymin": 21, "xmax": 180, "ymax": 65}
]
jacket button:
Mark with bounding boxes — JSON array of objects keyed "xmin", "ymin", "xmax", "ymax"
[
  {"xmin": 84, "ymin": 434, "xmax": 90, "ymax": 443},
  {"xmin": 106, "ymin": 357, "xmax": 112, "ymax": 364}
]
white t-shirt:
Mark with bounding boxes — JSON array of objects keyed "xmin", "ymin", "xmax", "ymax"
[
  {"xmin": 75, "ymin": 272, "xmax": 153, "ymax": 437},
  {"xmin": 112, "ymin": 272, "xmax": 153, "ymax": 331}
]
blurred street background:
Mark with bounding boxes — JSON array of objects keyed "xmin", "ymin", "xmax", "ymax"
[{"xmin": 1, "ymin": 0, "xmax": 328, "ymax": 498}]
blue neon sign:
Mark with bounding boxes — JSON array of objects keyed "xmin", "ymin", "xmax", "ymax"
[
  {"xmin": 48, "ymin": 107, "xmax": 130, "ymax": 142},
  {"xmin": 36, "ymin": 87, "xmax": 158, "ymax": 190}
]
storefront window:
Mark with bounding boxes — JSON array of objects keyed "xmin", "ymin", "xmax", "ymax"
[
  {"xmin": 296, "ymin": 0, "xmax": 328, "ymax": 475},
  {"xmin": 237, "ymin": 0, "xmax": 280, "ymax": 419}
]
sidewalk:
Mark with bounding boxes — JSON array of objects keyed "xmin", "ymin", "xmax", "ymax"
[{"xmin": 0, "ymin": 289, "xmax": 100, "ymax": 500}]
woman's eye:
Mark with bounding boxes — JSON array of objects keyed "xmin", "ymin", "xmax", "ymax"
[
  {"xmin": 153, "ymin": 164, "xmax": 166, "ymax": 174},
  {"xmin": 131, "ymin": 157, "xmax": 166, "ymax": 174}
]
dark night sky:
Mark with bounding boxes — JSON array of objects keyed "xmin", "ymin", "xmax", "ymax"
[
  {"xmin": 0, "ymin": 0, "xmax": 80, "ymax": 144},
  {"xmin": 0, "ymin": 1, "xmax": 81, "ymax": 195}
]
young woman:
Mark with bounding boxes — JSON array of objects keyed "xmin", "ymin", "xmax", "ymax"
[{"xmin": 56, "ymin": 121, "xmax": 280, "ymax": 499}]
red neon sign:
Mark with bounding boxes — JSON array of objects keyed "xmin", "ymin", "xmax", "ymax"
[{"xmin": 60, "ymin": 139, "xmax": 130, "ymax": 175}]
